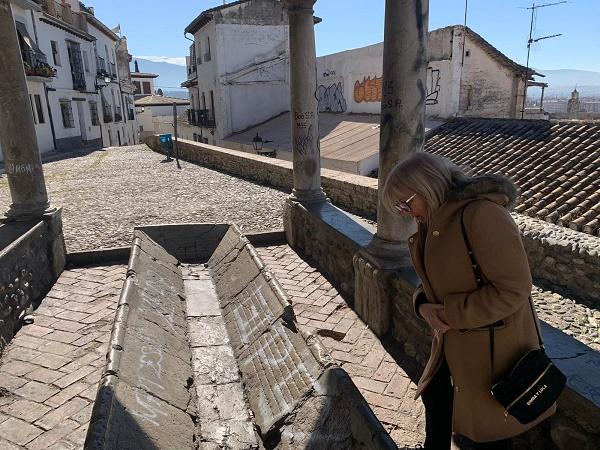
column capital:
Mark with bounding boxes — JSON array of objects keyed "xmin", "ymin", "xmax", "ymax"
[{"xmin": 283, "ymin": 0, "xmax": 316, "ymax": 13}]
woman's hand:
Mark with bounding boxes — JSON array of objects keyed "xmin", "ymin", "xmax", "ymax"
[{"xmin": 419, "ymin": 303, "xmax": 450, "ymax": 333}]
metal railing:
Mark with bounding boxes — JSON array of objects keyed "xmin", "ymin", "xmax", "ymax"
[
  {"xmin": 127, "ymin": 109, "xmax": 135, "ymax": 121},
  {"xmin": 114, "ymin": 105, "xmax": 122, "ymax": 122},
  {"xmin": 103, "ymin": 105, "xmax": 113, "ymax": 123},
  {"xmin": 188, "ymin": 109, "xmax": 215, "ymax": 128},
  {"xmin": 96, "ymin": 56, "xmax": 106, "ymax": 75},
  {"xmin": 109, "ymin": 62, "xmax": 117, "ymax": 80},
  {"xmin": 41, "ymin": 0, "xmax": 88, "ymax": 34}
]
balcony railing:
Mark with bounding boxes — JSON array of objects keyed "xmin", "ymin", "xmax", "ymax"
[
  {"xmin": 188, "ymin": 109, "xmax": 215, "ymax": 128},
  {"xmin": 96, "ymin": 56, "xmax": 106, "ymax": 76},
  {"xmin": 21, "ymin": 48, "xmax": 56, "ymax": 78},
  {"xmin": 114, "ymin": 106, "xmax": 122, "ymax": 122},
  {"xmin": 127, "ymin": 109, "xmax": 135, "ymax": 121},
  {"xmin": 41, "ymin": 0, "xmax": 88, "ymax": 34},
  {"xmin": 103, "ymin": 106, "xmax": 113, "ymax": 123},
  {"xmin": 109, "ymin": 62, "xmax": 117, "ymax": 80}
]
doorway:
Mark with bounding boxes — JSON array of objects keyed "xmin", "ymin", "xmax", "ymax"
[{"xmin": 76, "ymin": 101, "xmax": 87, "ymax": 145}]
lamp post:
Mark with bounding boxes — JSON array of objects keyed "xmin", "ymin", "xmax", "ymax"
[{"xmin": 252, "ymin": 133, "xmax": 264, "ymax": 153}]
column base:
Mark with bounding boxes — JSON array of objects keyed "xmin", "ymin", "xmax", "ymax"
[
  {"xmin": 3, "ymin": 203, "xmax": 57, "ymax": 222},
  {"xmin": 353, "ymin": 234, "xmax": 413, "ymax": 336},
  {"xmin": 289, "ymin": 187, "xmax": 327, "ymax": 205}
]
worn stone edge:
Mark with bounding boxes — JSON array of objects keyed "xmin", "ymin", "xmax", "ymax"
[
  {"xmin": 215, "ymin": 226, "xmax": 396, "ymax": 448},
  {"xmin": 66, "ymin": 246, "xmax": 131, "ymax": 267}
]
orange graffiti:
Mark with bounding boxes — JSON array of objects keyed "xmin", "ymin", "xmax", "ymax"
[{"xmin": 354, "ymin": 76, "xmax": 383, "ymax": 103}]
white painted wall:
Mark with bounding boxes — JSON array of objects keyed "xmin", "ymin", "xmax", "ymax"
[
  {"xmin": 215, "ymin": 23, "xmax": 290, "ymax": 138},
  {"xmin": 315, "ymin": 26, "xmax": 525, "ymax": 120}
]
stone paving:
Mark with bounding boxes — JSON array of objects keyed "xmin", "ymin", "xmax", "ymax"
[
  {"xmin": 0, "ymin": 145, "xmax": 288, "ymax": 253},
  {"xmin": 256, "ymin": 244, "xmax": 426, "ymax": 448},
  {"xmin": 0, "ymin": 265, "xmax": 126, "ymax": 450}
]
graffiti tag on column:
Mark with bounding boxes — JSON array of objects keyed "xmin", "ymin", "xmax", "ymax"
[
  {"xmin": 295, "ymin": 124, "xmax": 314, "ymax": 156},
  {"xmin": 6, "ymin": 162, "xmax": 35, "ymax": 175},
  {"xmin": 316, "ymin": 82, "xmax": 347, "ymax": 113},
  {"xmin": 353, "ymin": 67, "xmax": 441, "ymax": 105}
]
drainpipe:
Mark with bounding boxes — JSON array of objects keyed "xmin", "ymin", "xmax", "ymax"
[{"xmin": 44, "ymin": 85, "xmax": 58, "ymax": 150}]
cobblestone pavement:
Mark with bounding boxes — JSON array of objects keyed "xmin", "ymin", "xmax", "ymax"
[
  {"xmin": 256, "ymin": 244, "xmax": 426, "ymax": 448},
  {"xmin": 0, "ymin": 145, "xmax": 288, "ymax": 253},
  {"xmin": 0, "ymin": 265, "xmax": 126, "ymax": 449}
]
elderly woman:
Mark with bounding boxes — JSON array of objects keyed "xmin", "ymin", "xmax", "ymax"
[{"xmin": 382, "ymin": 153, "xmax": 555, "ymax": 449}]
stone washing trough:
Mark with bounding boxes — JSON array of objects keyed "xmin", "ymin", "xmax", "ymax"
[{"xmin": 84, "ymin": 224, "xmax": 397, "ymax": 449}]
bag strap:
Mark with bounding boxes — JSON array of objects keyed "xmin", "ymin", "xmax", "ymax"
[{"xmin": 459, "ymin": 203, "xmax": 545, "ymax": 380}]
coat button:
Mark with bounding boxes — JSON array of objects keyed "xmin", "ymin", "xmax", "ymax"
[{"xmin": 432, "ymin": 230, "xmax": 440, "ymax": 237}]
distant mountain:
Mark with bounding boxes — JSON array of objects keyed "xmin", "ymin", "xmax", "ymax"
[
  {"xmin": 536, "ymin": 69, "xmax": 600, "ymax": 97},
  {"xmin": 131, "ymin": 58, "xmax": 187, "ymax": 93}
]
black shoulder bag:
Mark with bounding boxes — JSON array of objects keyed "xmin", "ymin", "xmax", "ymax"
[{"xmin": 460, "ymin": 205, "xmax": 566, "ymax": 425}]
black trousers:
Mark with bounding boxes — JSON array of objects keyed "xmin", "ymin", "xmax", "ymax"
[{"xmin": 421, "ymin": 358, "xmax": 510, "ymax": 450}]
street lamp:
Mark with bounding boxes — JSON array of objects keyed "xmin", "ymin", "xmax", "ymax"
[
  {"xmin": 252, "ymin": 133, "xmax": 263, "ymax": 152},
  {"xmin": 95, "ymin": 75, "xmax": 111, "ymax": 91}
]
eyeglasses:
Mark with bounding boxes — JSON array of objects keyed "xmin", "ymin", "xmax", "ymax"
[{"xmin": 394, "ymin": 193, "xmax": 417, "ymax": 213}]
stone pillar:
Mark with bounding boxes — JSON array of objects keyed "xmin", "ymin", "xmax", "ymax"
[
  {"xmin": 285, "ymin": 0, "xmax": 326, "ymax": 204},
  {"xmin": 354, "ymin": 0, "xmax": 429, "ymax": 336},
  {"xmin": 0, "ymin": 0, "xmax": 53, "ymax": 220}
]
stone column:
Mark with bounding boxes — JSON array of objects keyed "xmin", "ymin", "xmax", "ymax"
[
  {"xmin": 377, "ymin": 0, "xmax": 429, "ymax": 244},
  {"xmin": 0, "ymin": 0, "xmax": 53, "ymax": 220},
  {"xmin": 285, "ymin": 0, "xmax": 326, "ymax": 204},
  {"xmin": 354, "ymin": 0, "xmax": 429, "ymax": 335}
]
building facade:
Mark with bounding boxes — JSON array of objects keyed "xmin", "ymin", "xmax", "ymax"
[
  {"xmin": 316, "ymin": 26, "xmax": 542, "ymax": 119},
  {"xmin": 183, "ymin": 0, "xmax": 291, "ymax": 144},
  {"xmin": 0, "ymin": 0, "xmax": 138, "ymax": 162},
  {"xmin": 131, "ymin": 62, "xmax": 159, "ymax": 100}
]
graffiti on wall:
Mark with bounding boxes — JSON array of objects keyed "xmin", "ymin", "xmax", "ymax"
[
  {"xmin": 353, "ymin": 67, "xmax": 442, "ymax": 105},
  {"xmin": 426, "ymin": 68, "xmax": 441, "ymax": 105},
  {"xmin": 316, "ymin": 82, "xmax": 347, "ymax": 113},
  {"xmin": 354, "ymin": 76, "xmax": 383, "ymax": 103}
]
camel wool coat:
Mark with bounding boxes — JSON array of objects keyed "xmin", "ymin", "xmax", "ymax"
[{"xmin": 407, "ymin": 175, "xmax": 556, "ymax": 443}]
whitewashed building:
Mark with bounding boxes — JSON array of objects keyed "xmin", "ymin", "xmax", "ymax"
[
  {"xmin": 316, "ymin": 25, "xmax": 544, "ymax": 119},
  {"xmin": 131, "ymin": 63, "xmax": 159, "ymax": 99},
  {"xmin": 135, "ymin": 95, "xmax": 190, "ymax": 140},
  {"xmin": 1, "ymin": 0, "xmax": 138, "ymax": 163},
  {"xmin": 182, "ymin": 0, "xmax": 293, "ymax": 144}
]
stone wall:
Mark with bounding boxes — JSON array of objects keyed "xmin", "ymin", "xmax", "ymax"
[
  {"xmin": 145, "ymin": 136, "xmax": 600, "ymax": 306},
  {"xmin": 0, "ymin": 209, "xmax": 66, "ymax": 353},
  {"xmin": 515, "ymin": 215, "xmax": 600, "ymax": 308}
]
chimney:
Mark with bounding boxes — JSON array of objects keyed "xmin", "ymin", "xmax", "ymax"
[{"xmin": 134, "ymin": 60, "xmax": 139, "ymax": 72}]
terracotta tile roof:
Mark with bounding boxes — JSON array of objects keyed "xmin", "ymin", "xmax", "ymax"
[
  {"xmin": 134, "ymin": 95, "xmax": 190, "ymax": 107},
  {"xmin": 425, "ymin": 118, "xmax": 600, "ymax": 236}
]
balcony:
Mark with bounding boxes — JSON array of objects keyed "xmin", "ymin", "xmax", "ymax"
[
  {"xmin": 114, "ymin": 106, "xmax": 122, "ymax": 122},
  {"xmin": 41, "ymin": 0, "xmax": 88, "ymax": 34},
  {"xmin": 103, "ymin": 106, "xmax": 113, "ymax": 123},
  {"xmin": 21, "ymin": 47, "xmax": 56, "ymax": 79},
  {"xmin": 96, "ymin": 56, "xmax": 106, "ymax": 76},
  {"xmin": 127, "ymin": 109, "xmax": 135, "ymax": 121},
  {"xmin": 109, "ymin": 62, "xmax": 117, "ymax": 80},
  {"xmin": 188, "ymin": 109, "xmax": 215, "ymax": 128}
]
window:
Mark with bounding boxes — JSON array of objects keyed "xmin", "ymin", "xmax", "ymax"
[
  {"xmin": 82, "ymin": 50, "xmax": 90, "ymax": 72},
  {"xmin": 210, "ymin": 90, "xmax": 215, "ymax": 119},
  {"xmin": 204, "ymin": 36, "xmax": 211, "ymax": 62},
  {"xmin": 60, "ymin": 100, "xmax": 74, "ymax": 128},
  {"xmin": 133, "ymin": 81, "xmax": 141, "ymax": 95},
  {"xmin": 89, "ymin": 101, "xmax": 99, "ymax": 125},
  {"xmin": 142, "ymin": 81, "xmax": 151, "ymax": 94},
  {"xmin": 193, "ymin": 133, "xmax": 198, "ymax": 141},
  {"xmin": 34, "ymin": 95, "xmax": 44, "ymax": 124},
  {"xmin": 51, "ymin": 40, "xmax": 60, "ymax": 66},
  {"xmin": 197, "ymin": 41, "xmax": 202, "ymax": 65},
  {"xmin": 29, "ymin": 95, "xmax": 37, "ymax": 124},
  {"xmin": 201, "ymin": 92, "xmax": 206, "ymax": 110},
  {"xmin": 66, "ymin": 40, "xmax": 85, "ymax": 90}
]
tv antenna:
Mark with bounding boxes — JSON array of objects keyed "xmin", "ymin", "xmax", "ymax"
[{"xmin": 520, "ymin": 1, "xmax": 566, "ymax": 119}]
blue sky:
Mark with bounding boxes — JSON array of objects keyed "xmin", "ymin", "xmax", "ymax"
[{"xmin": 91, "ymin": 0, "xmax": 598, "ymax": 72}]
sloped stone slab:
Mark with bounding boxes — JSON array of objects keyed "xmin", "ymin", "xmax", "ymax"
[
  {"xmin": 223, "ymin": 273, "xmax": 294, "ymax": 356},
  {"xmin": 237, "ymin": 320, "xmax": 325, "ymax": 436},
  {"xmin": 208, "ymin": 224, "xmax": 248, "ymax": 269},
  {"xmin": 85, "ymin": 231, "xmax": 195, "ymax": 449},
  {"xmin": 214, "ymin": 246, "xmax": 263, "ymax": 305}
]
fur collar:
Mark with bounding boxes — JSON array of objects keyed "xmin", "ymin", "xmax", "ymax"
[{"xmin": 447, "ymin": 174, "xmax": 519, "ymax": 210}]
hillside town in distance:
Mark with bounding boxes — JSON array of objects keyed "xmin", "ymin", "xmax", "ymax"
[{"xmin": 0, "ymin": 1, "xmax": 598, "ymax": 450}]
